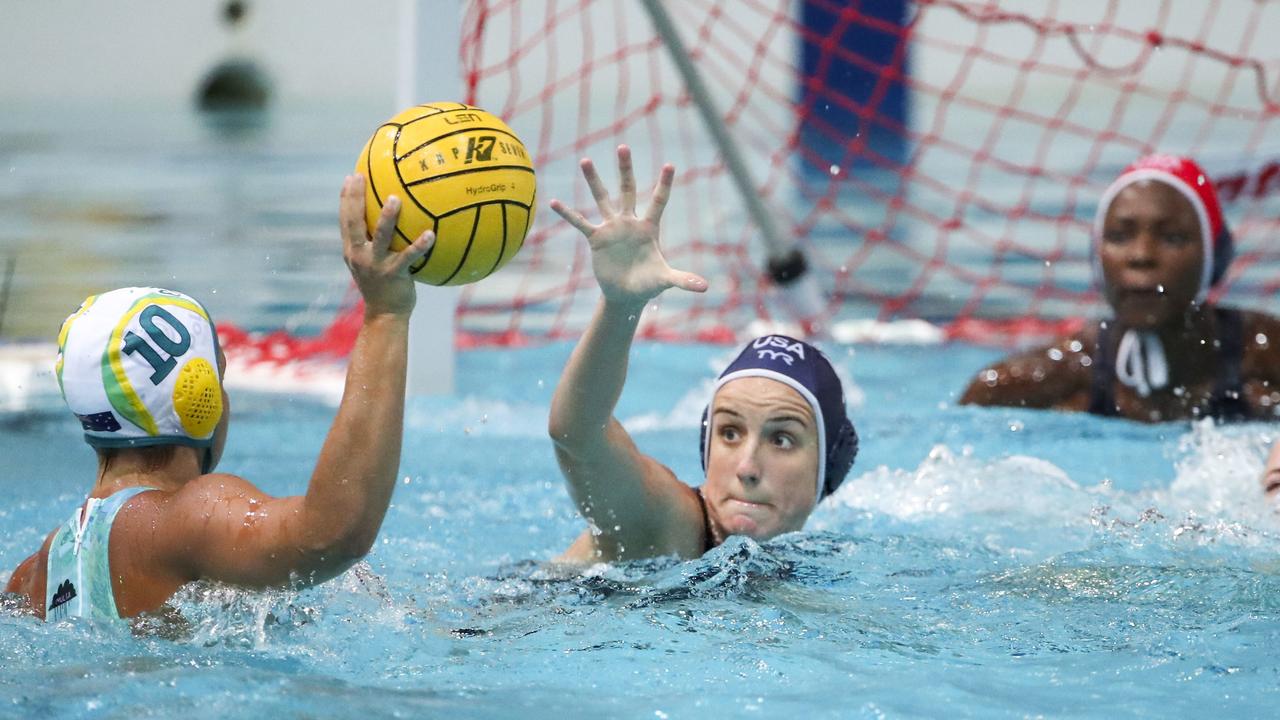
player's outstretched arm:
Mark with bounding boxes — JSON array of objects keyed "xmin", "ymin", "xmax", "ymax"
[
  {"xmin": 157, "ymin": 176, "xmax": 435, "ymax": 588},
  {"xmin": 547, "ymin": 145, "xmax": 708, "ymax": 560}
]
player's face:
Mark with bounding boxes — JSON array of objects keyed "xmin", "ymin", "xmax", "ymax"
[
  {"xmin": 1098, "ymin": 180, "xmax": 1205, "ymax": 329},
  {"xmin": 703, "ymin": 377, "xmax": 820, "ymax": 541}
]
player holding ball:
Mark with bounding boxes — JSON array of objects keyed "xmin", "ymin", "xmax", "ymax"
[{"xmin": 5, "ymin": 176, "xmax": 432, "ymax": 621}]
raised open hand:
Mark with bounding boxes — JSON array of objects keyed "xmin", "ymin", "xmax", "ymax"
[
  {"xmin": 339, "ymin": 175, "xmax": 434, "ymax": 317},
  {"xmin": 550, "ymin": 145, "xmax": 708, "ymax": 307}
]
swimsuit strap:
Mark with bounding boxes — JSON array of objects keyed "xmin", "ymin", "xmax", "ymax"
[
  {"xmin": 694, "ymin": 486, "xmax": 715, "ymax": 554},
  {"xmin": 45, "ymin": 485, "xmax": 157, "ymax": 621},
  {"xmin": 1087, "ymin": 321, "xmax": 1119, "ymax": 416},
  {"xmin": 1208, "ymin": 307, "xmax": 1251, "ymax": 421}
]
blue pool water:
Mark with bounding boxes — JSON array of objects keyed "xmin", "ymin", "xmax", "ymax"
[{"xmin": 3, "ymin": 341, "xmax": 1280, "ymax": 718}]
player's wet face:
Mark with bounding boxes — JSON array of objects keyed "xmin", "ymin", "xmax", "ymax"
[
  {"xmin": 703, "ymin": 377, "xmax": 820, "ymax": 541},
  {"xmin": 1099, "ymin": 180, "xmax": 1205, "ymax": 328}
]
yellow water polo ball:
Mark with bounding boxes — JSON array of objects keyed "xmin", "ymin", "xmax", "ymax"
[{"xmin": 355, "ymin": 102, "xmax": 536, "ymax": 285}]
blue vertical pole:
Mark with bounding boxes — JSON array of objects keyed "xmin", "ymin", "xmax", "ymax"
[{"xmin": 798, "ymin": 0, "xmax": 910, "ymax": 173}]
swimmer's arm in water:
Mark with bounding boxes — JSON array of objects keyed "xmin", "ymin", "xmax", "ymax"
[
  {"xmin": 151, "ymin": 176, "xmax": 433, "ymax": 589},
  {"xmin": 548, "ymin": 145, "xmax": 708, "ymax": 562},
  {"xmin": 958, "ymin": 335, "xmax": 1093, "ymax": 410}
]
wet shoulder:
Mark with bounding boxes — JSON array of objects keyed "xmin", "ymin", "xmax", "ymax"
[
  {"xmin": 1237, "ymin": 309, "xmax": 1280, "ymax": 350},
  {"xmin": 170, "ymin": 473, "xmax": 266, "ymax": 503},
  {"xmin": 959, "ymin": 330, "xmax": 1095, "ymax": 408},
  {"xmin": 114, "ymin": 474, "xmax": 265, "ymax": 555},
  {"xmin": 1235, "ymin": 308, "xmax": 1280, "ymax": 390}
]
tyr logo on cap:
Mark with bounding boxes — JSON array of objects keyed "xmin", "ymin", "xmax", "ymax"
[{"xmin": 752, "ymin": 336, "xmax": 807, "ymax": 365}]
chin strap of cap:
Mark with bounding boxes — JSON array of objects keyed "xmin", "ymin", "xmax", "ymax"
[{"xmin": 1115, "ymin": 329, "xmax": 1169, "ymax": 398}]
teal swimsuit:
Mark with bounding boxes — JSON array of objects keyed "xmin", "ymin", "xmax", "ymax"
[{"xmin": 44, "ymin": 486, "xmax": 154, "ymax": 621}]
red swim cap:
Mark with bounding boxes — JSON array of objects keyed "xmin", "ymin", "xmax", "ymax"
[{"xmin": 1093, "ymin": 154, "xmax": 1234, "ymax": 303}]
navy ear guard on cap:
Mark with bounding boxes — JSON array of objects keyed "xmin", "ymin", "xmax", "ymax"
[{"xmin": 699, "ymin": 335, "xmax": 859, "ymax": 500}]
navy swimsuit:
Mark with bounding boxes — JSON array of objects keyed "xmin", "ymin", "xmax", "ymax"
[{"xmin": 1088, "ymin": 308, "xmax": 1250, "ymax": 421}]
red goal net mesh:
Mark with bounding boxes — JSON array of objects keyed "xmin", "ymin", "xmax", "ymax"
[
  {"xmin": 450, "ymin": 0, "xmax": 1280, "ymax": 344},
  {"xmin": 237, "ymin": 0, "xmax": 1280, "ymax": 359}
]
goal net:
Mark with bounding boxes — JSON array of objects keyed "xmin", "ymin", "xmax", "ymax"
[
  {"xmin": 448, "ymin": 0, "xmax": 1280, "ymax": 345},
  {"xmin": 237, "ymin": 0, "xmax": 1280, "ymax": 360}
]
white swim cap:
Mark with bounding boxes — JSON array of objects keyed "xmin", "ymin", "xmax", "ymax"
[{"xmin": 56, "ymin": 287, "xmax": 223, "ymax": 449}]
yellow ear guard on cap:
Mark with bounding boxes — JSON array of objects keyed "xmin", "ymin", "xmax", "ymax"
[{"xmin": 173, "ymin": 356, "xmax": 222, "ymax": 438}]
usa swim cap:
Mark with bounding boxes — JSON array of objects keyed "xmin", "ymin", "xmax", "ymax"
[
  {"xmin": 56, "ymin": 287, "xmax": 223, "ymax": 450},
  {"xmin": 1093, "ymin": 154, "xmax": 1235, "ymax": 304},
  {"xmin": 699, "ymin": 335, "xmax": 859, "ymax": 499}
]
